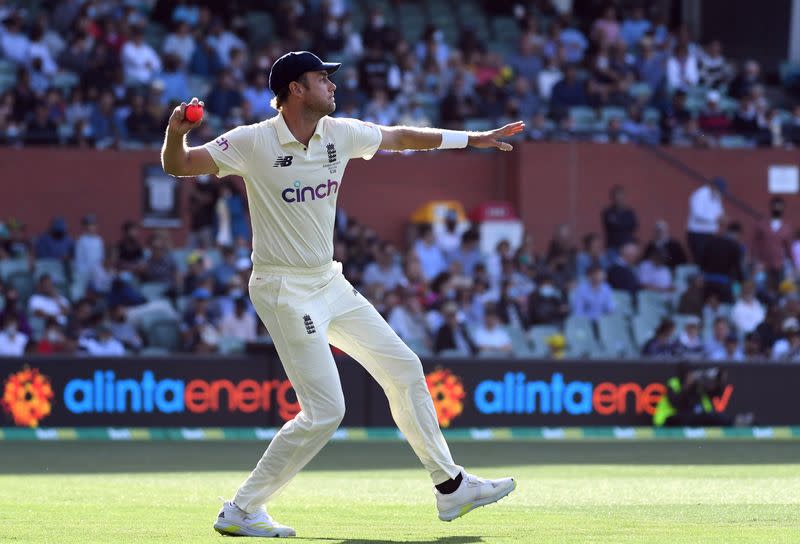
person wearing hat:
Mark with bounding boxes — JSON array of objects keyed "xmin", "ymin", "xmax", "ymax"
[
  {"xmin": 160, "ymin": 51, "xmax": 520, "ymax": 535},
  {"xmin": 34, "ymin": 217, "xmax": 74, "ymax": 261},
  {"xmin": 771, "ymin": 317, "xmax": 800, "ymax": 360}
]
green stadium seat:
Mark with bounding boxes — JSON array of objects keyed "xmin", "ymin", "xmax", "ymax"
[
  {"xmin": 600, "ymin": 106, "xmax": 627, "ymax": 123},
  {"xmin": 719, "ymin": 135, "xmax": 754, "ymax": 148},
  {"xmin": 219, "ymin": 336, "xmax": 245, "ymax": 355},
  {"xmin": 140, "ymin": 282, "xmax": 170, "ymax": 302},
  {"xmin": 52, "ymin": 71, "xmax": 80, "ymax": 92},
  {"xmin": 437, "ymin": 349, "xmax": 467, "ymax": 358},
  {"xmin": 643, "ymin": 107, "xmax": 661, "ymax": 123},
  {"xmin": 597, "ymin": 314, "xmax": 636, "ymax": 357},
  {"xmin": 6, "ymin": 271, "xmax": 34, "ymax": 303},
  {"xmin": 568, "ymin": 106, "xmax": 597, "ymax": 131},
  {"xmin": 637, "ymin": 290, "xmax": 669, "ymax": 318},
  {"xmin": 145, "ymin": 319, "xmax": 182, "ymax": 352},
  {"xmin": 34, "ymin": 258, "xmax": 66, "ymax": 283},
  {"xmin": 405, "ymin": 338, "xmax": 431, "ymax": 358},
  {"xmin": 507, "ymin": 325, "xmax": 533, "ymax": 357},
  {"xmin": 629, "ymin": 82, "xmax": 652, "ymax": 99},
  {"xmin": 632, "ymin": 313, "xmax": 658, "ymax": 348},
  {"xmin": 564, "ymin": 315, "xmax": 600, "ymax": 357},
  {"xmin": 0, "ymin": 259, "xmax": 29, "ymax": 282},
  {"xmin": 611, "ymin": 289, "xmax": 634, "ymax": 316}
]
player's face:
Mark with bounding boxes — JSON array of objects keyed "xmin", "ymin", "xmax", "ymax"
[{"xmin": 302, "ymin": 70, "xmax": 337, "ymax": 115}]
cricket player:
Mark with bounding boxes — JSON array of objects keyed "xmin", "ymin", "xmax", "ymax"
[{"xmin": 161, "ymin": 51, "xmax": 523, "ymax": 538}]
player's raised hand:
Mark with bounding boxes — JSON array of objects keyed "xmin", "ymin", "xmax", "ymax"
[
  {"xmin": 468, "ymin": 121, "xmax": 526, "ymax": 151},
  {"xmin": 168, "ymin": 97, "xmax": 204, "ymax": 135}
]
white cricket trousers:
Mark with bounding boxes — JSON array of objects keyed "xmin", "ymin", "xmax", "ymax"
[{"xmin": 233, "ymin": 261, "xmax": 463, "ymax": 513}]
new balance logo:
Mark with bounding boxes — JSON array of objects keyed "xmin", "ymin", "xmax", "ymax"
[
  {"xmin": 215, "ymin": 137, "xmax": 229, "ymax": 151},
  {"xmin": 273, "ymin": 156, "xmax": 294, "ymax": 167},
  {"xmin": 303, "ymin": 314, "xmax": 316, "ymax": 334},
  {"xmin": 218, "ymin": 512, "xmax": 225, "ymax": 518}
]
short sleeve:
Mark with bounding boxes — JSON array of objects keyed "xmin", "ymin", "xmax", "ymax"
[
  {"xmin": 340, "ymin": 118, "xmax": 383, "ymax": 160},
  {"xmin": 202, "ymin": 124, "xmax": 257, "ymax": 178}
]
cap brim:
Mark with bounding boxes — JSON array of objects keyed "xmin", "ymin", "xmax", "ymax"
[{"xmin": 320, "ymin": 62, "xmax": 341, "ymax": 75}]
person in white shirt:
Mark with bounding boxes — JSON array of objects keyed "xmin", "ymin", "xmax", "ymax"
[
  {"xmin": 121, "ymin": 26, "xmax": 162, "ymax": 85},
  {"xmin": 79, "ymin": 323, "xmax": 126, "ymax": 356},
  {"xmin": 0, "ymin": 15, "xmax": 29, "ymax": 65},
  {"xmin": 667, "ymin": 43, "xmax": 699, "ymax": 90},
  {"xmin": 772, "ymin": 317, "xmax": 800, "ymax": 361},
  {"xmin": 74, "ymin": 214, "xmax": 105, "ymax": 286},
  {"xmin": 362, "ymin": 242, "xmax": 408, "ymax": 291},
  {"xmin": 731, "ymin": 281, "xmax": 765, "ymax": 334},
  {"xmin": 638, "ymin": 248, "xmax": 673, "ymax": 292},
  {"xmin": 472, "ymin": 307, "xmax": 513, "ymax": 355},
  {"xmin": 220, "ymin": 297, "xmax": 257, "ymax": 342},
  {"xmin": 433, "ymin": 209, "xmax": 468, "ymax": 258},
  {"xmin": 686, "ymin": 177, "xmax": 725, "ymax": 264},
  {"xmin": 161, "ymin": 50, "xmax": 521, "ymax": 536},
  {"xmin": 413, "ymin": 223, "xmax": 448, "ymax": 281},
  {"xmin": 162, "ymin": 21, "xmax": 196, "ymax": 68},
  {"xmin": 28, "ymin": 274, "xmax": 71, "ymax": 325},
  {"xmin": 387, "ymin": 290, "xmax": 430, "ymax": 347},
  {"xmin": 0, "ymin": 316, "xmax": 28, "ymax": 356}
]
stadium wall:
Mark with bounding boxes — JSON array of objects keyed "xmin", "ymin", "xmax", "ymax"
[
  {"xmin": 1, "ymin": 356, "xmax": 796, "ymax": 429},
  {"xmin": 2, "ymin": 144, "xmax": 797, "ymax": 244}
]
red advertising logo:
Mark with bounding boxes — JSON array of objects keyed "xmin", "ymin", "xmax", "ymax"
[
  {"xmin": 425, "ymin": 367, "xmax": 465, "ymax": 428},
  {"xmin": 2, "ymin": 367, "xmax": 54, "ymax": 427}
]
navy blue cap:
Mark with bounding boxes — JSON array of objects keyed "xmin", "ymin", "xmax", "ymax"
[{"xmin": 268, "ymin": 51, "xmax": 341, "ymax": 95}]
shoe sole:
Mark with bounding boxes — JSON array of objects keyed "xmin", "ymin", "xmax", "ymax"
[
  {"xmin": 438, "ymin": 479, "xmax": 517, "ymax": 522},
  {"xmin": 214, "ymin": 522, "xmax": 296, "ymax": 537}
]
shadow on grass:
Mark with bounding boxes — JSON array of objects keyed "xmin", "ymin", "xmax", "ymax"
[
  {"xmin": 293, "ymin": 538, "xmax": 483, "ymax": 544},
  {"xmin": 0, "ymin": 440, "xmax": 798, "ymax": 474}
]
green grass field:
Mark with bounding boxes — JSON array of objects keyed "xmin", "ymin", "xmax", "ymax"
[{"xmin": 1, "ymin": 440, "xmax": 799, "ymax": 543}]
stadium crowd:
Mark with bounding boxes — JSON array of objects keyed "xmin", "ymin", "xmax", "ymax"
[
  {"xmin": 1, "ymin": 0, "xmax": 799, "ymax": 149},
  {"xmin": 2, "ymin": 177, "xmax": 800, "ymax": 363}
]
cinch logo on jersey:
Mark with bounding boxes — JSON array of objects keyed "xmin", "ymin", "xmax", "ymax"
[
  {"xmin": 63, "ymin": 370, "xmax": 300, "ymax": 421},
  {"xmin": 281, "ymin": 179, "xmax": 339, "ymax": 203},
  {"xmin": 474, "ymin": 372, "xmax": 733, "ymax": 416}
]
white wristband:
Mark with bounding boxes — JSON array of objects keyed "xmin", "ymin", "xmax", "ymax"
[{"xmin": 438, "ymin": 130, "xmax": 469, "ymax": 149}]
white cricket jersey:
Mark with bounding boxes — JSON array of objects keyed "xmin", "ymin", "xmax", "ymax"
[{"xmin": 203, "ymin": 113, "xmax": 382, "ymax": 269}]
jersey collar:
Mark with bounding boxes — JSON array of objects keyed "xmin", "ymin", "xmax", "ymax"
[{"xmin": 274, "ymin": 112, "xmax": 326, "ymax": 147}]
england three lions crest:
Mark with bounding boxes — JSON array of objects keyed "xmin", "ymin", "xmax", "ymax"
[{"xmin": 325, "ymin": 142, "xmax": 339, "ymax": 173}]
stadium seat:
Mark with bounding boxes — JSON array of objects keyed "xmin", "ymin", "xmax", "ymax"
[
  {"xmin": 674, "ymin": 264, "xmax": 699, "ymax": 289},
  {"xmin": 405, "ymin": 338, "xmax": 432, "ymax": 358},
  {"xmin": 28, "ymin": 316, "xmax": 47, "ymax": 341},
  {"xmin": 528, "ymin": 324, "xmax": 560, "ymax": 357},
  {"xmin": 568, "ymin": 106, "xmax": 597, "ymax": 132},
  {"xmin": 632, "ymin": 313, "xmax": 658, "ymax": 348},
  {"xmin": 597, "ymin": 314, "xmax": 636, "ymax": 357},
  {"xmin": 507, "ymin": 326, "xmax": 534, "ymax": 357},
  {"xmin": 464, "ymin": 118, "xmax": 492, "ymax": 131},
  {"xmin": 140, "ymin": 282, "xmax": 169, "ymax": 302},
  {"xmin": 719, "ymin": 135, "xmax": 754, "ymax": 148},
  {"xmin": 219, "ymin": 337, "xmax": 245, "ymax": 355},
  {"xmin": 144, "ymin": 319, "xmax": 182, "ymax": 352},
  {"xmin": 637, "ymin": 290, "xmax": 669, "ymax": 318},
  {"xmin": 140, "ymin": 347, "xmax": 169, "ymax": 356},
  {"xmin": 6, "ymin": 271, "xmax": 35, "ymax": 303},
  {"xmin": 564, "ymin": 315, "xmax": 600, "ymax": 357},
  {"xmin": 437, "ymin": 349, "xmax": 467, "ymax": 358},
  {"xmin": 600, "ymin": 106, "xmax": 627, "ymax": 123},
  {"xmin": 34, "ymin": 258, "xmax": 67, "ymax": 282},
  {"xmin": 52, "ymin": 71, "xmax": 80, "ymax": 93},
  {"xmin": 611, "ymin": 290, "xmax": 634, "ymax": 316},
  {"xmin": 643, "ymin": 107, "xmax": 661, "ymax": 123},
  {"xmin": 629, "ymin": 82, "xmax": 652, "ymax": 100},
  {"xmin": 0, "ymin": 258, "xmax": 29, "ymax": 282}
]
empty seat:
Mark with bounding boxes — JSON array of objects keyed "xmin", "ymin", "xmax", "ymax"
[
  {"xmin": 597, "ymin": 314, "xmax": 636, "ymax": 357},
  {"xmin": 564, "ymin": 315, "xmax": 600, "ymax": 357},
  {"xmin": 612, "ymin": 290, "xmax": 634, "ymax": 316},
  {"xmin": 145, "ymin": 319, "xmax": 182, "ymax": 352},
  {"xmin": 528, "ymin": 324, "xmax": 560, "ymax": 357}
]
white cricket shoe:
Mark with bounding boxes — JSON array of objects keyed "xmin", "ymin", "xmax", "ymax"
[
  {"xmin": 214, "ymin": 500, "xmax": 296, "ymax": 537},
  {"xmin": 434, "ymin": 472, "xmax": 516, "ymax": 522}
]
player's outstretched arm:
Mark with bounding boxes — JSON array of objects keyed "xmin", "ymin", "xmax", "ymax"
[
  {"xmin": 378, "ymin": 121, "xmax": 525, "ymax": 152},
  {"xmin": 161, "ymin": 97, "xmax": 219, "ymax": 177}
]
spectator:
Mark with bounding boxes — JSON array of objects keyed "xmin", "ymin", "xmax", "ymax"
[
  {"xmin": 74, "ymin": 214, "xmax": 104, "ymax": 284},
  {"xmin": 711, "ymin": 332, "xmax": 744, "ymax": 362},
  {"xmin": 729, "ymin": 60, "xmax": 762, "ymax": 100},
  {"xmin": 440, "ymin": 74, "xmax": 480, "ymax": 129},
  {"xmin": 592, "ymin": 6, "xmax": 621, "ymax": 47},
  {"xmin": 636, "ymin": 36, "xmax": 667, "ymax": 97},
  {"xmin": 644, "ymin": 220, "xmax": 687, "ymax": 270},
  {"xmin": 549, "ymin": 63, "xmax": 589, "ymax": 120},
  {"xmin": 388, "ymin": 289, "xmax": 430, "ymax": 348},
  {"xmin": 642, "ymin": 317, "xmax": 680, "ymax": 358},
  {"xmin": 35, "ymin": 217, "xmax": 73, "ymax": 261},
  {"xmin": 666, "ymin": 43, "xmax": 699, "ymax": 90},
  {"xmin": 782, "ymin": 105, "xmax": 800, "ymax": 146},
  {"xmin": 107, "ymin": 271, "xmax": 147, "ymax": 307},
  {"xmin": 143, "ymin": 232, "xmax": 179, "ymax": 288},
  {"xmin": 212, "ymin": 246, "xmax": 239, "ymax": 294},
  {"xmin": 678, "ymin": 274, "xmax": 706, "ymax": 316},
  {"xmin": 413, "ymin": 223, "xmax": 448, "ymax": 282},
  {"xmin": 116, "ymin": 221, "xmax": 145, "ymax": 274},
  {"xmin": 700, "ymin": 220, "xmax": 744, "ymax": 304},
  {"xmin": 638, "ymin": 247, "xmax": 673, "ymax": 292},
  {"xmin": 215, "ymin": 181, "xmax": 250, "ymax": 247},
  {"xmin": 472, "ymin": 306, "xmax": 513, "ymax": 355},
  {"xmin": 677, "ymin": 316, "xmax": 704, "ymax": 358},
  {"xmin": 206, "ymin": 69, "xmax": 243, "ymax": 121},
  {"xmin": 607, "ymin": 242, "xmax": 641, "ymax": 296},
  {"xmin": 220, "ymin": 297, "xmax": 257, "ymax": 343},
  {"xmin": 28, "ymin": 274, "xmax": 70, "ymax": 325},
  {"xmin": 537, "ymin": 56, "xmax": 562, "ymax": 101},
  {"xmin": 121, "ymin": 25, "xmax": 162, "ymax": 85},
  {"xmin": 363, "ymin": 89, "xmax": 398, "ymax": 125},
  {"xmin": 743, "ymin": 331, "xmax": 766, "ymax": 361},
  {"xmin": 751, "ymin": 197, "xmax": 792, "ymax": 292},
  {"xmin": 155, "ymin": 55, "xmax": 190, "ymax": 106},
  {"xmin": 486, "ymin": 240, "xmax": 513, "ymax": 288},
  {"xmin": 0, "ymin": 15, "xmax": 28, "ymax": 65},
  {"xmin": 527, "ymin": 273, "xmax": 569, "ymax": 326},
  {"xmin": 698, "ymin": 91, "xmax": 731, "ymax": 137},
  {"xmin": 35, "ymin": 318, "xmax": 70, "ymax": 354},
  {"xmin": 108, "ymin": 304, "xmax": 143, "ymax": 352},
  {"xmin": 545, "ymin": 223, "xmax": 577, "ymax": 286},
  {"xmin": 558, "ymin": 18, "xmax": 589, "ymax": 64},
  {"xmin": 206, "ymin": 20, "xmax": 246, "ymax": 66},
  {"xmin": 507, "ymin": 35, "xmax": 544, "ymax": 85},
  {"xmin": 242, "ymin": 71, "xmax": 276, "ymax": 120},
  {"xmin": 162, "ymin": 21, "xmax": 196, "ymax": 68},
  {"xmin": 358, "ymin": 47, "xmax": 394, "ymax": 98},
  {"xmin": 188, "ymin": 179, "xmax": 218, "ymax": 248},
  {"xmin": 362, "ymin": 242, "xmax": 407, "ymax": 291},
  {"xmin": 495, "ymin": 279, "xmax": 527, "ymax": 329},
  {"xmin": 731, "ymin": 281, "xmax": 766, "ymax": 334},
  {"xmin": 182, "ymin": 287, "xmax": 221, "ymax": 353},
  {"xmin": 772, "ymin": 317, "xmax": 800, "ymax": 360},
  {"xmin": 602, "ymin": 185, "xmax": 638, "ymax": 252},
  {"xmin": 89, "ymin": 91, "xmax": 120, "ymax": 148},
  {"xmin": 434, "ymin": 209, "xmax": 469, "ymax": 259},
  {"xmin": 434, "ymin": 301, "xmax": 477, "ymax": 355},
  {"xmin": 698, "ymin": 40, "xmax": 730, "ymax": 89},
  {"xmin": 188, "ymin": 36, "xmax": 224, "ymax": 78},
  {"xmin": 79, "ymin": 322, "xmax": 126, "ymax": 356},
  {"xmin": 508, "ymin": 76, "xmax": 542, "ymax": 120},
  {"xmin": 572, "ymin": 265, "xmax": 615, "ymax": 320},
  {"xmin": 448, "ymin": 229, "xmax": 483, "ymax": 277},
  {"xmin": 705, "ymin": 317, "xmax": 732, "ymax": 358},
  {"xmin": 125, "ymin": 93, "xmax": 160, "ymax": 144},
  {"xmin": 620, "ymin": 7, "xmax": 651, "ymax": 47},
  {"xmin": 686, "ymin": 177, "xmax": 726, "ymax": 263},
  {"xmin": 660, "ymin": 89, "xmax": 691, "ymax": 144},
  {"xmin": 575, "ymin": 233, "xmax": 608, "ymax": 278},
  {"xmin": 24, "ymin": 102, "xmax": 59, "ymax": 146},
  {"xmin": 0, "ymin": 315, "xmax": 28, "ymax": 356},
  {"xmin": 0, "ymin": 288, "xmax": 31, "ymax": 338}
]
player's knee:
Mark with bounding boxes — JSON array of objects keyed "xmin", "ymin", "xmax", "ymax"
[{"xmin": 311, "ymin": 400, "xmax": 345, "ymax": 432}]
